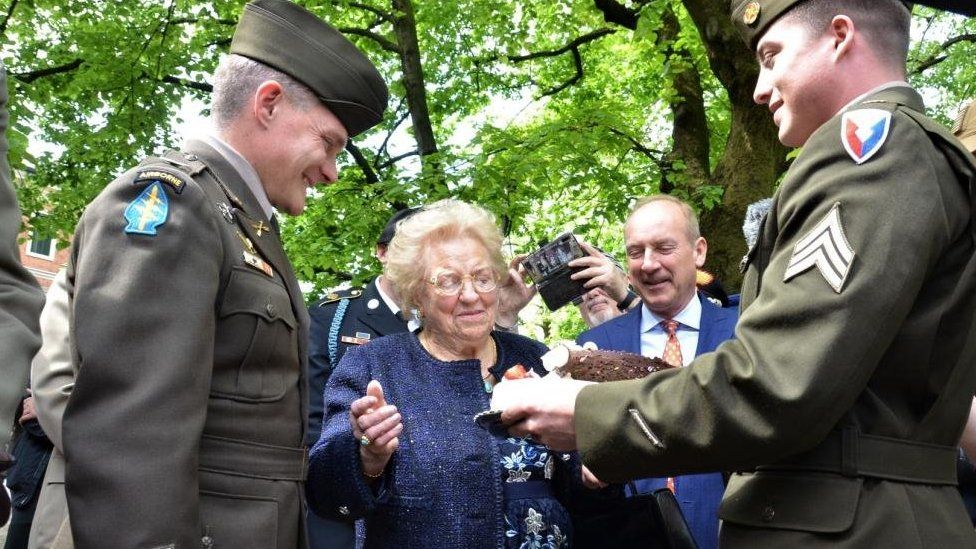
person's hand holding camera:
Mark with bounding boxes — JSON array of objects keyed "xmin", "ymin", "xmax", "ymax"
[
  {"xmin": 569, "ymin": 242, "xmax": 631, "ymax": 304},
  {"xmin": 496, "ymin": 254, "xmax": 536, "ymax": 329}
]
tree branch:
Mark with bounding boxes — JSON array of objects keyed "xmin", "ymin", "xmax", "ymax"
[
  {"xmin": 0, "ymin": 0, "xmax": 19, "ymax": 38},
  {"xmin": 505, "ymin": 28, "xmax": 616, "ymax": 62},
  {"xmin": 12, "ymin": 59, "xmax": 84, "ymax": 83},
  {"xmin": 538, "ymin": 48, "xmax": 584, "ymax": 98},
  {"xmin": 346, "ymin": 2, "xmax": 394, "ymax": 24},
  {"xmin": 497, "ymin": 29, "xmax": 615, "ymax": 98},
  {"xmin": 911, "ymin": 33, "xmax": 976, "ymax": 75},
  {"xmin": 338, "ymin": 27, "xmax": 400, "ymax": 53},
  {"xmin": 346, "ymin": 141, "xmax": 379, "ymax": 184},
  {"xmin": 608, "ymin": 127, "xmax": 665, "ymax": 162},
  {"xmin": 159, "ymin": 74, "xmax": 213, "ymax": 93},
  {"xmin": 169, "ymin": 16, "xmax": 236, "ymax": 26},
  {"xmin": 376, "ymin": 104, "xmax": 410, "ymax": 164},
  {"xmin": 376, "ymin": 149, "xmax": 419, "ymax": 170},
  {"xmin": 208, "ymin": 37, "xmax": 232, "ymax": 49},
  {"xmin": 593, "ymin": 0, "xmax": 642, "ymax": 30}
]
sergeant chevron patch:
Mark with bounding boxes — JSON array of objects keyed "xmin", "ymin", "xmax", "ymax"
[{"xmin": 783, "ymin": 203, "xmax": 855, "ymax": 293}]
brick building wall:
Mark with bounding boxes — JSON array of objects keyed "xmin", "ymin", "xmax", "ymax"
[{"xmin": 19, "ymin": 231, "xmax": 70, "ymax": 291}]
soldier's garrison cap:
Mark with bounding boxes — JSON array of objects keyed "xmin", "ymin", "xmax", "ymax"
[
  {"xmin": 952, "ymin": 100, "xmax": 976, "ymax": 154},
  {"xmin": 377, "ymin": 206, "xmax": 421, "ymax": 246},
  {"xmin": 730, "ymin": 0, "xmax": 915, "ymax": 50},
  {"xmin": 231, "ymin": 0, "xmax": 389, "ymax": 137}
]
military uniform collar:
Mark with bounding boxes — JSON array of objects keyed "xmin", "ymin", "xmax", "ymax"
[
  {"xmin": 840, "ymin": 81, "xmax": 918, "ymax": 114},
  {"xmin": 183, "ymin": 139, "xmax": 269, "ymax": 221},
  {"xmin": 374, "ymin": 275, "xmax": 401, "ymax": 316},
  {"xmin": 197, "ymin": 133, "xmax": 274, "ymax": 220}
]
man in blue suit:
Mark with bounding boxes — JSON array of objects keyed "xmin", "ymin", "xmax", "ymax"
[{"xmin": 575, "ymin": 194, "xmax": 737, "ymax": 549}]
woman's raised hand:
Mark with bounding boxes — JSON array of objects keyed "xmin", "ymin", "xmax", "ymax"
[{"xmin": 349, "ymin": 380, "xmax": 403, "ymax": 478}]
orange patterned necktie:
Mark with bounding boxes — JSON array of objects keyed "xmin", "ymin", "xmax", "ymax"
[
  {"xmin": 662, "ymin": 318, "xmax": 682, "ymax": 495},
  {"xmin": 662, "ymin": 319, "xmax": 683, "ymax": 368}
]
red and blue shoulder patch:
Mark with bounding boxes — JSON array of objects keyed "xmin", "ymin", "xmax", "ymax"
[{"xmin": 841, "ymin": 108, "xmax": 892, "ymax": 164}]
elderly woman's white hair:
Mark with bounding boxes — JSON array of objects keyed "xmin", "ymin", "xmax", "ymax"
[{"xmin": 386, "ymin": 199, "xmax": 508, "ymax": 313}]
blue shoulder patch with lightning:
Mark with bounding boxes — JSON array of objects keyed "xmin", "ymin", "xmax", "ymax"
[{"xmin": 123, "ymin": 181, "xmax": 169, "ymax": 236}]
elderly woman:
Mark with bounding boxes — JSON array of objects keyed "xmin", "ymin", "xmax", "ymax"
[{"xmin": 307, "ymin": 200, "xmax": 573, "ymax": 548}]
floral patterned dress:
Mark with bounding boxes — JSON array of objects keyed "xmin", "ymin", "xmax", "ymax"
[{"xmin": 498, "ymin": 436, "xmax": 571, "ymax": 549}]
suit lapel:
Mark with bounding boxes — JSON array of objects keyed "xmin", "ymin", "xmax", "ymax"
[
  {"xmin": 358, "ymin": 280, "xmax": 409, "ymax": 336},
  {"xmin": 696, "ymin": 293, "xmax": 716, "ymax": 356},
  {"xmin": 617, "ymin": 307, "xmax": 643, "ymax": 354},
  {"xmin": 696, "ymin": 292, "xmax": 735, "ymax": 355}
]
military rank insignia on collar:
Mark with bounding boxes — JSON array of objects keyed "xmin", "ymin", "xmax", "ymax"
[
  {"xmin": 123, "ymin": 182, "xmax": 169, "ymax": 236},
  {"xmin": 783, "ymin": 203, "xmax": 855, "ymax": 293},
  {"xmin": 841, "ymin": 108, "xmax": 892, "ymax": 164}
]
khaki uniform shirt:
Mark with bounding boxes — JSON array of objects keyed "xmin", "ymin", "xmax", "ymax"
[
  {"xmin": 576, "ymin": 86, "xmax": 976, "ymax": 547},
  {"xmin": 63, "ymin": 139, "xmax": 310, "ymax": 548}
]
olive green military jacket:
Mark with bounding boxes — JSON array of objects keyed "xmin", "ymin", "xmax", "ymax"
[
  {"xmin": 0, "ymin": 64, "xmax": 44, "ymax": 451},
  {"xmin": 576, "ymin": 86, "xmax": 976, "ymax": 547},
  {"xmin": 63, "ymin": 140, "xmax": 310, "ymax": 549}
]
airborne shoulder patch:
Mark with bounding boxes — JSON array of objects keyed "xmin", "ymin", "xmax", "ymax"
[
  {"xmin": 841, "ymin": 108, "xmax": 892, "ymax": 164},
  {"xmin": 134, "ymin": 169, "xmax": 187, "ymax": 194},
  {"xmin": 783, "ymin": 203, "xmax": 855, "ymax": 293},
  {"xmin": 123, "ymin": 181, "xmax": 169, "ymax": 236}
]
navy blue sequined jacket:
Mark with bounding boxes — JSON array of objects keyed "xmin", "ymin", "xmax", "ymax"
[{"xmin": 307, "ymin": 331, "xmax": 571, "ymax": 548}]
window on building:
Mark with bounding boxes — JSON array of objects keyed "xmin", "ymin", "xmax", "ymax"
[{"xmin": 26, "ymin": 232, "xmax": 56, "ymax": 260}]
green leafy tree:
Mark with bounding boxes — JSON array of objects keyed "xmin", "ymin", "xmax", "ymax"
[{"xmin": 4, "ymin": 1, "xmax": 974, "ymax": 339}]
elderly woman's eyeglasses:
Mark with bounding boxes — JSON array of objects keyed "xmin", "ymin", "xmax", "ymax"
[{"xmin": 427, "ymin": 268, "xmax": 498, "ymax": 296}]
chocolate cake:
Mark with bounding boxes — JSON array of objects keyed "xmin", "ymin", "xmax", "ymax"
[{"xmin": 542, "ymin": 345, "xmax": 674, "ymax": 382}]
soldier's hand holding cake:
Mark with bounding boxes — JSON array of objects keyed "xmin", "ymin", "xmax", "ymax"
[{"xmin": 494, "ymin": 342, "xmax": 674, "ymax": 450}]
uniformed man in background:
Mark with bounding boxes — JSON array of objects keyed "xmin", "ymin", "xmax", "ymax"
[
  {"xmin": 0, "ymin": 62, "xmax": 45, "ymax": 527},
  {"xmin": 61, "ymin": 0, "xmax": 387, "ymax": 547},
  {"xmin": 499, "ymin": 1, "xmax": 976, "ymax": 546}
]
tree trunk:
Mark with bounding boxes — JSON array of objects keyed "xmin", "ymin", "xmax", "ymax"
[
  {"xmin": 680, "ymin": 0, "xmax": 790, "ymax": 291},
  {"xmin": 659, "ymin": 5, "xmax": 710, "ymax": 194},
  {"xmin": 390, "ymin": 0, "xmax": 439, "ymax": 172}
]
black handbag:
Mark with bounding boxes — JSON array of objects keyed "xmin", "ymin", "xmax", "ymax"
[{"xmin": 570, "ymin": 482, "xmax": 698, "ymax": 549}]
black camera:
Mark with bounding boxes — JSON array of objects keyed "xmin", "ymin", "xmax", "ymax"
[{"xmin": 522, "ymin": 232, "xmax": 588, "ymax": 311}]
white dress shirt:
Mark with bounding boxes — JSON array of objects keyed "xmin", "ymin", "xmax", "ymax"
[
  {"xmin": 639, "ymin": 293, "xmax": 702, "ymax": 367},
  {"xmin": 376, "ymin": 275, "xmax": 420, "ymax": 332}
]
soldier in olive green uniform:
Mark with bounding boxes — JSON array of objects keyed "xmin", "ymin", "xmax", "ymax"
[
  {"xmin": 0, "ymin": 61, "xmax": 45, "ymax": 527},
  {"xmin": 500, "ymin": 1, "xmax": 976, "ymax": 547},
  {"xmin": 61, "ymin": 1, "xmax": 387, "ymax": 547}
]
